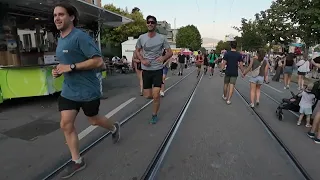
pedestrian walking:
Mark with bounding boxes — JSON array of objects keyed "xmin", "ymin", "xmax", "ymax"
[
  {"xmin": 221, "ymin": 41, "xmax": 244, "ymax": 105},
  {"xmin": 243, "ymin": 49, "xmax": 268, "ymax": 108}
]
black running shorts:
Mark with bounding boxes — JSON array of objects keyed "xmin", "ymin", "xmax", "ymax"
[
  {"xmin": 58, "ymin": 96, "xmax": 100, "ymax": 117},
  {"xmin": 142, "ymin": 69, "xmax": 163, "ymax": 89},
  {"xmin": 209, "ymin": 63, "xmax": 215, "ymax": 68}
]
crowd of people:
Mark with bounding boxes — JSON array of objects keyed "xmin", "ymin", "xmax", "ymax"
[{"xmin": 50, "ymin": 2, "xmax": 320, "ymax": 178}]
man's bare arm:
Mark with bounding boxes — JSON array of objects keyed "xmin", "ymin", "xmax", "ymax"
[
  {"xmin": 75, "ymin": 56, "xmax": 104, "ymax": 70},
  {"xmin": 135, "ymin": 47, "xmax": 144, "ymax": 61},
  {"xmin": 163, "ymin": 48, "xmax": 173, "ymax": 61}
]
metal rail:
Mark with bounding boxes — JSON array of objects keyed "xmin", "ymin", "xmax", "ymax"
[
  {"xmin": 39, "ymin": 69, "xmax": 196, "ymax": 180},
  {"xmin": 141, "ymin": 74, "xmax": 203, "ymax": 180},
  {"xmin": 235, "ymin": 87, "xmax": 312, "ymax": 180}
]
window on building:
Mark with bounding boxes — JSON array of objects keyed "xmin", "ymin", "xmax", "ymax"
[
  {"xmin": 34, "ymin": 32, "xmax": 44, "ymax": 47},
  {"xmin": 23, "ymin": 34, "xmax": 32, "ymax": 49}
]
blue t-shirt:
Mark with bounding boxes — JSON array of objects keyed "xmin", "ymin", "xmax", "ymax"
[
  {"xmin": 223, "ymin": 50, "xmax": 242, "ymax": 77},
  {"xmin": 56, "ymin": 28, "xmax": 101, "ymax": 102}
]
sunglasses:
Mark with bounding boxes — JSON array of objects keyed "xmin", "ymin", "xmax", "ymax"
[{"xmin": 147, "ymin": 21, "xmax": 156, "ymax": 25}]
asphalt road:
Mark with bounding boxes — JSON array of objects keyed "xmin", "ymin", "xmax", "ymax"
[
  {"xmin": 236, "ymin": 75, "xmax": 320, "ymax": 180},
  {"xmin": 1, "ymin": 68, "xmax": 319, "ymax": 180},
  {"xmin": 157, "ymin": 74, "xmax": 303, "ymax": 180},
  {"xmin": 52, "ymin": 68, "xmax": 200, "ymax": 180},
  {"xmin": 0, "ymin": 68, "xmax": 195, "ymax": 180}
]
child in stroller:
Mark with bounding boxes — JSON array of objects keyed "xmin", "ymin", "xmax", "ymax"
[{"xmin": 276, "ymin": 81, "xmax": 320, "ymax": 120}]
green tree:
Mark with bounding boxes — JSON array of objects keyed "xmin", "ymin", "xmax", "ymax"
[
  {"xmin": 199, "ymin": 47, "xmax": 207, "ymax": 54},
  {"xmin": 215, "ymin": 40, "xmax": 230, "ymax": 53},
  {"xmin": 234, "ymin": 18, "xmax": 265, "ymax": 51},
  {"xmin": 101, "ymin": 4, "xmax": 147, "ymax": 46},
  {"xmin": 277, "ymin": 0, "xmax": 320, "ymax": 50},
  {"xmin": 176, "ymin": 25, "xmax": 202, "ymax": 51}
]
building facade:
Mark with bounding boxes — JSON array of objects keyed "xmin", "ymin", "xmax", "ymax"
[
  {"xmin": 156, "ymin": 20, "xmax": 178, "ymax": 44},
  {"xmin": 84, "ymin": 0, "xmax": 102, "ymax": 7}
]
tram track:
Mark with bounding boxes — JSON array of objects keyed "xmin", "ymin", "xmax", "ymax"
[
  {"xmin": 40, "ymin": 69, "xmax": 198, "ymax": 180},
  {"xmin": 141, "ymin": 74, "xmax": 203, "ymax": 180},
  {"xmin": 235, "ymin": 87, "xmax": 312, "ymax": 180}
]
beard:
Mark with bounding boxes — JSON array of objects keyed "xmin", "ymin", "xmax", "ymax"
[{"xmin": 148, "ymin": 27, "xmax": 155, "ymax": 32}]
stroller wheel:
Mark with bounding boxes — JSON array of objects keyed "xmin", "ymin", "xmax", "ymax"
[{"xmin": 278, "ymin": 113, "xmax": 284, "ymax": 121}]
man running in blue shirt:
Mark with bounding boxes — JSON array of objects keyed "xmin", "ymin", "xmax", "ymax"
[{"xmin": 52, "ymin": 3, "xmax": 120, "ymax": 178}]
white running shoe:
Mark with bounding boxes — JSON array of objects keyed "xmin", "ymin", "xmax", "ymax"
[
  {"xmin": 160, "ymin": 91, "xmax": 165, "ymax": 97},
  {"xmin": 222, "ymin": 95, "xmax": 227, "ymax": 100}
]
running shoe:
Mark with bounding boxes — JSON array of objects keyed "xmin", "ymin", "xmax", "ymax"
[
  {"xmin": 61, "ymin": 158, "xmax": 86, "ymax": 179},
  {"xmin": 112, "ymin": 122, "xmax": 121, "ymax": 144},
  {"xmin": 150, "ymin": 115, "xmax": 158, "ymax": 124},
  {"xmin": 307, "ymin": 132, "xmax": 315, "ymax": 138},
  {"xmin": 222, "ymin": 95, "xmax": 227, "ymax": 100},
  {"xmin": 160, "ymin": 91, "xmax": 165, "ymax": 97}
]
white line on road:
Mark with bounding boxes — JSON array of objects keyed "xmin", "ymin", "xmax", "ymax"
[
  {"xmin": 260, "ymin": 90, "xmax": 299, "ymax": 117},
  {"xmin": 263, "ymin": 83, "xmax": 283, "ymax": 93},
  {"xmin": 240, "ymin": 77, "xmax": 298, "ymax": 117},
  {"xmin": 78, "ymin": 97, "xmax": 136, "ymax": 140}
]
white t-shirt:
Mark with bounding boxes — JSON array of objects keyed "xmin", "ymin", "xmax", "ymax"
[
  {"xmin": 296, "ymin": 60, "xmax": 310, "ymax": 73},
  {"xmin": 299, "ymin": 91, "xmax": 315, "ymax": 108}
]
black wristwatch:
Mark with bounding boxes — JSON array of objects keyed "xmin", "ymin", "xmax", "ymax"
[{"xmin": 70, "ymin": 63, "xmax": 76, "ymax": 71}]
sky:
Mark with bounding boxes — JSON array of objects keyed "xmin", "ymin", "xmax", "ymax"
[{"xmin": 102, "ymin": 0, "xmax": 273, "ymax": 40}]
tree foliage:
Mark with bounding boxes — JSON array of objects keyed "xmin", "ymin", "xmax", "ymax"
[
  {"xmin": 234, "ymin": 0, "xmax": 320, "ymax": 52},
  {"xmin": 176, "ymin": 25, "xmax": 202, "ymax": 51},
  {"xmin": 101, "ymin": 4, "xmax": 147, "ymax": 46},
  {"xmin": 215, "ymin": 40, "xmax": 230, "ymax": 53},
  {"xmin": 233, "ymin": 18, "xmax": 265, "ymax": 51},
  {"xmin": 277, "ymin": 0, "xmax": 320, "ymax": 46}
]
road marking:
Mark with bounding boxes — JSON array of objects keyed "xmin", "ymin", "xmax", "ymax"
[
  {"xmin": 165, "ymin": 77, "xmax": 170, "ymax": 80},
  {"xmin": 260, "ymin": 90, "xmax": 299, "ymax": 117},
  {"xmin": 78, "ymin": 97, "xmax": 136, "ymax": 140},
  {"xmin": 263, "ymin": 83, "xmax": 283, "ymax": 93},
  {"xmin": 240, "ymin": 77, "xmax": 298, "ymax": 117}
]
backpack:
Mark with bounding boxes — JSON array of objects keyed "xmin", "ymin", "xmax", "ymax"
[{"xmin": 251, "ymin": 60, "xmax": 264, "ymax": 77}]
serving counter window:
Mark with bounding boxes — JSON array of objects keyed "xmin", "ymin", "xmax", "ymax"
[{"xmin": 0, "ymin": 4, "xmax": 59, "ymax": 67}]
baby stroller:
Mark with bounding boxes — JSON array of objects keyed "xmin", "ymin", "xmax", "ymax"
[{"xmin": 276, "ymin": 81, "xmax": 320, "ymax": 120}]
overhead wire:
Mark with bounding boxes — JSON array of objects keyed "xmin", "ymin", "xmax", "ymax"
[{"xmin": 196, "ymin": 0, "xmax": 200, "ymax": 12}]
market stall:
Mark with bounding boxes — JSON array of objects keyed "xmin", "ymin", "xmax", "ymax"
[{"xmin": 0, "ymin": 0, "xmax": 132, "ymax": 103}]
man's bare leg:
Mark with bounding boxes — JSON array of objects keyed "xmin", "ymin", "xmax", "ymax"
[
  {"xmin": 88, "ymin": 115, "xmax": 120, "ymax": 144},
  {"xmin": 223, "ymin": 83, "xmax": 228, "ymax": 100},
  {"xmin": 152, "ymin": 87, "xmax": 161, "ymax": 115},
  {"xmin": 144, "ymin": 89, "xmax": 152, "ymax": 99},
  {"xmin": 227, "ymin": 83, "xmax": 235, "ymax": 103},
  {"xmin": 60, "ymin": 110, "xmax": 80, "ymax": 161}
]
